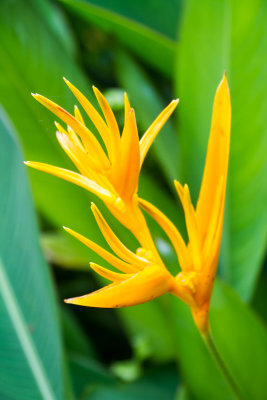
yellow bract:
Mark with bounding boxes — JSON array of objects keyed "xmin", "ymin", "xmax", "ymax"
[
  {"xmin": 141, "ymin": 74, "xmax": 231, "ymax": 332},
  {"xmin": 25, "ymin": 74, "xmax": 231, "ymax": 334},
  {"xmin": 26, "ymin": 79, "xmax": 178, "ymax": 210},
  {"xmin": 63, "ymin": 203, "xmax": 182, "ymax": 308}
]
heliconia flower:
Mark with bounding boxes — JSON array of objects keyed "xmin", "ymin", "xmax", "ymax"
[
  {"xmin": 139, "ymin": 74, "xmax": 231, "ymax": 333},
  {"xmin": 24, "ymin": 79, "xmax": 179, "ymax": 226},
  {"xmin": 63, "ymin": 203, "xmax": 194, "ymax": 308},
  {"xmin": 25, "ymin": 74, "xmax": 230, "ymax": 335}
]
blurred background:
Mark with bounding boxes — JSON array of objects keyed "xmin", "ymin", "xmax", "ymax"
[{"xmin": 0, "ymin": 0, "xmax": 266, "ymax": 399}]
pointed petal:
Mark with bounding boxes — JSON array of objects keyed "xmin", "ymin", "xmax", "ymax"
[
  {"xmin": 56, "ymin": 131, "xmax": 97, "ymax": 176},
  {"xmin": 112, "ymin": 109, "xmax": 140, "ymax": 201},
  {"xmin": 32, "ymin": 93, "xmax": 110, "ymax": 169},
  {"xmin": 66, "ymin": 125, "xmax": 85, "ymax": 151},
  {"xmin": 64, "ymin": 264, "xmax": 172, "ymax": 307},
  {"xmin": 124, "ymin": 92, "xmax": 131, "ymax": 119},
  {"xmin": 93, "ymin": 86, "xmax": 120, "ymax": 160},
  {"xmin": 203, "ymin": 175, "xmax": 224, "ymax": 261},
  {"xmin": 139, "ymin": 99, "xmax": 179, "ymax": 166},
  {"xmin": 63, "ymin": 79, "xmax": 112, "ymax": 158},
  {"xmin": 55, "ymin": 131, "xmax": 114, "ymax": 192},
  {"xmin": 74, "ymin": 105, "xmax": 85, "ymax": 125},
  {"xmin": 174, "ymin": 181, "xmax": 202, "ymax": 271},
  {"xmin": 89, "ymin": 262, "xmax": 133, "ymax": 282},
  {"xmin": 138, "ymin": 198, "xmax": 190, "ymax": 271},
  {"xmin": 91, "ymin": 203, "xmax": 148, "ymax": 268},
  {"xmin": 63, "ymin": 226, "xmax": 139, "ymax": 273},
  {"xmin": 54, "ymin": 121, "xmax": 68, "ymax": 135},
  {"xmin": 196, "ymin": 74, "xmax": 231, "ymax": 238},
  {"xmin": 24, "ymin": 161, "xmax": 118, "ymax": 206}
]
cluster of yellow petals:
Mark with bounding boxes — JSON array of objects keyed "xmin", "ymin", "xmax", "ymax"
[{"xmin": 25, "ymin": 74, "xmax": 231, "ymax": 333}]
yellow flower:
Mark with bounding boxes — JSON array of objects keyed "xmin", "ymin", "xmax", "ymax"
[
  {"xmin": 25, "ymin": 74, "xmax": 230, "ymax": 335},
  {"xmin": 24, "ymin": 79, "xmax": 178, "ymax": 239},
  {"xmin": 63, "ymin": 203, "xmax": 192, "ymax": 308},
  {"xmin": 139, "ymin": 74, "xmax": 231, "ymax": 332}
]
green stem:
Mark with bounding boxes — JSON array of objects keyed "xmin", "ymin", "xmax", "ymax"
[{"xmin": 202, "ymin": 330, "xmax": 242, "ymax": 400}]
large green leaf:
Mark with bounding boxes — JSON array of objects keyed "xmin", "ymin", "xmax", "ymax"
[
  {"xmin": 115, "ymin": 51, "xmax": 180, "ymax": 183},
  {"xmin": 171, "ymin": 280, "xmax": 267, "ymax": 400},
  {"xmin": 58, "ymin": 0, "xmax": 176, "ymax": 77},
  {"xmin": 0, "ymin": 0, "xmax": 105, "ymax": 249},
  {"xmin": 68, "ymin": 354, "xmax": 115, "ymax": 398},
  {"xmin": 175, "ymin": 0, "xmax": 267, "ymax": 300},
  {"xmin": 86, "ymin": 364, "xmax": 179, "ymax": 400},
  {"xmin": 69, "ymin": 0, "xmax": 181, "ymax": 40},
  {"xmin": 0, "ymin": 109, "xmax": 64, "ymax": 399}
]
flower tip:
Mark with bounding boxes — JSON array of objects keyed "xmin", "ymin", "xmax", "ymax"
[
  {"xmin": 55, "ymin": 131, "xmax": 62, "ymax": 140},
  {"xmin": 62, "ymin": 226, "xmax": 69, "ymax": 232},
  {"xmin": 24, "ymin": 161, "xmax": 30, "ymax": 165},
  {"xmin": 220, "ymin": 71, "xmax": 229, "ymax": 87},
  {"xmin": 90, "ymin": 202, "xmax": 97, "ymax": 212},
  {"xmin": 92, "ymin": 85, "xmax": 100, "ymax": 95}
]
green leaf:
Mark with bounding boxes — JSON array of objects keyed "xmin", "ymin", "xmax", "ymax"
[
  {"xmin": 86, "ymin": 364, "xmax": 179, "ymax": 400},
  {"xmin": 171, "ymin": 280, "xmax": 267, "ymax": 400},
  {"xmin": 171, "ymin": 297, "xmax": 234, "ymax": 400},
  {"xmin": 68, "ymin": 354, "xmax": 115, "ymax": 398},
  {"xmin": 175, "ymin": 0, "xmax": 267, "ymax": 300},
  {"xmin": 41, "ymin": 232, "xmax": 93, "ymax": 270},
  {"xmin": 119, "ymin": 297, "xmax": 176, "ymax": 363},
  {"xmin": 67, "ymin": 0, "xmax": 181, "ymax": 40},
  {"xmin": 211, "ymin": 281, "xmax": 267, "ymax": 399},
  {"xmin": 62, "ymin": 307, "xmax": 95, "ymax": 358},
  {"xmin": 58, "ymin": 0, "xmax": 176, "ymax": 76},
  {"xmin": 115, "ymin": 51, "xmax": 180, "ymax": 183},
  {"xmin": 0, "ymin": 109, "xmax": 64, "ymax": 399},
  {"xmin": 0, "ymin": 0, "xmax": 106, "ymax": 249},
  {"xmin": 29, "ymin": 0, "xmax": 77, "ymax": 57}
]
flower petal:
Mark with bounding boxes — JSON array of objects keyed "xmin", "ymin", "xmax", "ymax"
[
  {"xmin": 203, "ymin": 175, "xmax": 224, "ymax": 261},
  {"xmin": 89, "ymin": 262, "xmax": 134, "ymax": 282},
  {"xmin": 196, "ymin": 74, "xmax": 231, "ymax": 239},
  {"xmin": 91, "ymin": 203, "xmax": 148, "ymax": 268},
  {"xmin": 74, "ymin": 105, "xmax": 85, "ymax": 125},
  {"xmin": 139, "ymin": 99, "xmax": 179, "ymax": 166},
  {"xmin": 124, "ymin": 92, "xmax": 131, "ymax": 119},
  {"xmin": 32, "ymin": 93, "xmax": 110, "ymax": 169},
  {"xmin": 24, "ymin": 161, "xmax": 118, "ymax": 206},
  {"xmin": 138, "ymin": 197, "xmax": 190, "ymax": 271},
  {"xmin": 112, "ymin": 108, "xmax": 140, "ymax": 201},
  {"xmin": 63, "ymin": 226, "xmax": 139, "ymax": 273},
  {"xmin": 56, "ymin": 131, "xmax": 98, "ymax": 176},
  {"xmin": 64, "ymin": 264, "xmax": 172, "ymax": 307},
  {"xmin": 174, "ymin": 181, "xmax": 202, "ymax": 271},
  {"xmin": 93, "ymin": 86, "xmax": 121, "ymax": 161},
  {"xmin": 66, "ymin": 125, "xmax": 85, "ymax": 151},
  {"xmin": 63, "ymin": 78, "xmax": 113, "ymax": 159},
  {"xmin": 56, "ymin": 131, "xmax": 114, "ymax": 191}
]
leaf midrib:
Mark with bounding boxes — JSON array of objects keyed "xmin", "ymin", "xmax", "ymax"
[{"xmin": 0, "ymin": 258, "xmax": 57, "ymax": 400}]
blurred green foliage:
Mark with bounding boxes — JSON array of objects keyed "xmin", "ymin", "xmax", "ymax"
[{"xmin": 0, "ymin": 0, "xmax": 266, "ymax": 399}]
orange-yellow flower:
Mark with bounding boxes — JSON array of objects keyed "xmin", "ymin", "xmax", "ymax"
[
  {"xmin": 25, "ymin": 74, "xmax": 230, "ymax": 335},
  {"xmin": 139, "ymin": 74, "xmax": 231, "ymax": 332},
  {"xmin": 63, "ymin": 203, "xmax": 192, "ymax": 308},
  {"xmin": 25, "ymin": 79, "xmax": 178, "ymax": 241}
]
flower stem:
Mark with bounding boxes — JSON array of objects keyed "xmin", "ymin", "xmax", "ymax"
[{"xmin": 202, "ymin": 330, "xmax": 242, "ymax": 400}]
